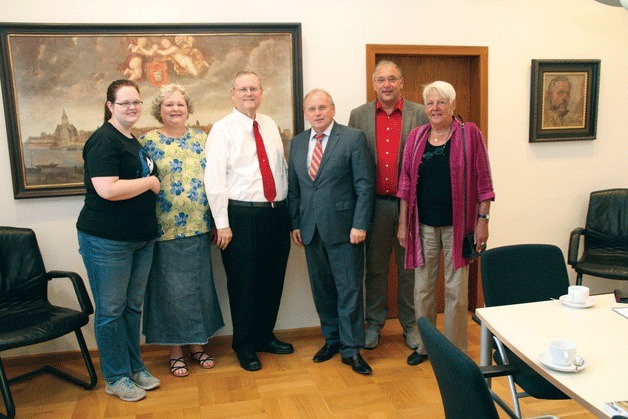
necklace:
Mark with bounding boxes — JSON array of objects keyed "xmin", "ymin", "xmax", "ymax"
[{"xmin": 430, "ymin": 125, "xmax": 451, "ymax": 143}]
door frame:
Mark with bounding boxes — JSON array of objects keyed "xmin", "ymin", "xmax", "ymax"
[
  {"xmin": 366, "ymin": 44, "xmax": 488, "ymax": 138},
  {"xmin": 366, "ymin": 44, "xmax": 489, "ymax": 311}
]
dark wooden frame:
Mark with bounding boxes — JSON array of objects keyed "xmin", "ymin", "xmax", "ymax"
[
  {"xmin": 0, "ymin": 23, "xmax": 303, "ymax": 198},
  {"xmin": 529, "ymin": 59, "xmax": 600, "ymax": 143}
]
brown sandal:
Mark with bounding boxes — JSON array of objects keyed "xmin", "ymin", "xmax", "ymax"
[
  {"xmin": 190, "ymin": 351, "xmax": 215, "ymax": 369},
  {"xmin": 169, "ymin": 357, "xmax": 189, "ymax": 377}
]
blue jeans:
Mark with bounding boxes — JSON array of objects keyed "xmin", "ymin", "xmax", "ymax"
[{"xmin": 77, "ymin": 230, "xmax": 154, "ymax": 383}]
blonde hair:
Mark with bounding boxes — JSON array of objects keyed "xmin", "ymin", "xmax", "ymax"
[{"xmin": 151, "ymin": 84, "xmax": 193, "ymax": 124}]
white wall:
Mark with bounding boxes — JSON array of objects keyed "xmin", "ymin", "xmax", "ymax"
[{"xmin": 1, "ymin": 0, "xmax": 626, "ymax": 356}]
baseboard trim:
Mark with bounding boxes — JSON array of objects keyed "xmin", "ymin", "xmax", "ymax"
[{"xmin": 1, "ymin": 326, "xmax": 323, "ymax": 367}]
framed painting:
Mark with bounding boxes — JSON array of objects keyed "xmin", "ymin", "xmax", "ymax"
[
  {"xmin": 529, "ymin": 59, "xmax": 600, "ymax": 143},
  {"xmin": 0, "ymin": 23, "xmax": 303, "ymax": 198}
]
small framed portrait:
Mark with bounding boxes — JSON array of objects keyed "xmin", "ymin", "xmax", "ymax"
[{"xmin": 529, "ymin": 59, "xmax": 600, "ymax": 143}]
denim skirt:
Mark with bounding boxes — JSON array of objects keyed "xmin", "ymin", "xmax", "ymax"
[{"xmin": 142, "ymin": 233, "xmax": 224, "ymax": 345}]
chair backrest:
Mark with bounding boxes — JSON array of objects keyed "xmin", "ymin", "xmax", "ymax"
[
  {"xmin": 481, "ymin": 244, "xmax": 569, "ymax": 307},
  {"xmin": 418, "ymin": 317, "xmax": 500, "ymax": 419},
  {"xmin": 0, "ymin": 226, "xmax": 49, "ymax": 319},
  {"xmin": 585, "ymin": 188, "xmax": 628, "ymax": 255}
]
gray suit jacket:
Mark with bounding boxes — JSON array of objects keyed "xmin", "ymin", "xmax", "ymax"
[
  {"xmin": 288, "ymin": 122, "xmax": 375, "ymax": 245},
  {"xmin": 348, "ymin": 98, "xmax": 428, "ymax": 173}
]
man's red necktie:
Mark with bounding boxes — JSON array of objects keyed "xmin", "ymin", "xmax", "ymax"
[{"xmin": 253, "ymin": 121, "xmax": 277, "ymax": 203}]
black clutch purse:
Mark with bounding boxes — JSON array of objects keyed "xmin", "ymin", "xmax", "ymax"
[{"xmin": 462, "ymin": 233, "xmax": 486, "ymax": 260}]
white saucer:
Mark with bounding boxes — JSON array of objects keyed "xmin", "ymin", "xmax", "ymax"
[
  {"xmin": 559, "ymin": 294, "xmax": 596, "ymax": 308},
  {"xmin": 539, "ymin": 351, "xmax": 587, "ymax": 372}
]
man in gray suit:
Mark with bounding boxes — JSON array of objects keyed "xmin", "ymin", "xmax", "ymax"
[
  {"xmin": 288, "ymin": 89, "xmax": 375, "ymax": 375},
  {"xmin": 348, "ymin": 61, "xmax": 428, "ymax": 352}
]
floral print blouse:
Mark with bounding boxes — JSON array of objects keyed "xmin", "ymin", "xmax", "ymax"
[{"xmin": 139, "ymin": 127, "xmax": 210, "ymax": 241}]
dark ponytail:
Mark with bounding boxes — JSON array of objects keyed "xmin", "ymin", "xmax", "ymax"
[{"xmin": 104, "ymin": 79, "xmax": 140, "ymax": 122}]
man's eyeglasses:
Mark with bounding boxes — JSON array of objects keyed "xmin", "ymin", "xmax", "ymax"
[
  {"xmin": 114, "ymin": 100, "xmax": 143, "ymax": 108},
  {"xmin": 422, "ymin": 145, "xmax": 446, "ymax": 161},
  {"xmin": 235, "ymin": 87, "xmax": 260, "ymax": 94},
  {"xmin": 374, "ymin": 76, "xmax": 401, "ymax": 85},
  {"xmin": 305, "ymin": 105, "xmax": 329, "ymax": 113}
]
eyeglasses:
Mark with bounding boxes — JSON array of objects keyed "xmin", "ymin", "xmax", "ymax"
[
  {"xmin": 305, "ymin": 105, "xmax": 330, "ymax": 113},
  {"xmin": 235, "ymin": 87, "xmax": 260, "ymax": 94},
  {"xmin": 374, "ymin": 76, "xmax": 401, "ymax": 85},
  {"xmin": 422, "ymin": 145, "xmax": 446, "ymax": 161},
  {"xmin": 114, "ymin": 100, "xmax": 143, "ymax": 108}
]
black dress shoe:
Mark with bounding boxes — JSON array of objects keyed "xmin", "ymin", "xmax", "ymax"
[
  {"xmin": 313, "ymin": 343, "xmax": 340, "ymax": 363},
  {"xmin": 341, "ymin": 353, "xmax": 372, "ymax": 375},
  {"xmin": 237, "ymin": 351, "xmax": 262, "ymax": 371},
  {"xmin": 257, "ymin": 339, "xmax": 294, "ymax": 355},
  {"xmin": 407, "ymin": 351, "xmax": 428, "ymax": 366}
]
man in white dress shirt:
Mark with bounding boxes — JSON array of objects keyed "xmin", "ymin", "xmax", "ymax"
[{"xmin": 204, "ymin": 71, "xmax": 293, "ymax": 372}]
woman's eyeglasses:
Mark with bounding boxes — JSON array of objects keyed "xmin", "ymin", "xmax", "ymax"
[{"xmin": 114, "ymin": 100, "xmax": 143, "ymax": 109}]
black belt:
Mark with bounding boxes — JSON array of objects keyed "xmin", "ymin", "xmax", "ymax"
[
  {"xmin": 375, "ymin": 194, "xmax": 397, "ymax": 201},
  {"xmin": 229, "ymin": 199, "xmax": 286, "ymax": 208}
]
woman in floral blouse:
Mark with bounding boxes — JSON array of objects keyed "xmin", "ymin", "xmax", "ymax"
[{"xmin": 139, "ymin": 84, "xmax": 223, "ymax": 377}]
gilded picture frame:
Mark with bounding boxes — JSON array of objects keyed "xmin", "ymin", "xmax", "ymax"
[{"xmin": 0, "ymin": 23, "xmax": 303, "ymax": 198}]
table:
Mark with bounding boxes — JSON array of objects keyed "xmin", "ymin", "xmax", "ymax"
[{"xmin": 475, "ymin": 293, "xmax": 628, "ymax": 417}]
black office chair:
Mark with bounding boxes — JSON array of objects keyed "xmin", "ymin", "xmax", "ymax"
[
  {"xmin": 0, "ymin": 226, "xmax": 97, "ymax": 419},
  {"xmin": 568, "ymin": 188, "xmax": 628, "ymax": 286},
  {"xmin": 418, "ymin": 317, "xmax": 559, "ymax": 419},
  {"xmin": 419, "ymin": 316, "xmax": 503, "ymax": 418},
  {"xmin": 480, "ymin": 244, "xmax": 570, "ymax": 418}
]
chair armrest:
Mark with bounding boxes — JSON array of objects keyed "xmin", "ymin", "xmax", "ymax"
[
  {"xmin": 46, "ymin": 270, "xmax": 94, "ymax": 316},
  {"xmin": 471, "ymin": 313, "xmax": 481, "ymax": 326},
  {"xmin": 568, "ymin": 227, "xmax": 585, "ymax": 266},
  {"xmin": 480, "ymin": 364, "xmax": 520, "ymax": 378}
]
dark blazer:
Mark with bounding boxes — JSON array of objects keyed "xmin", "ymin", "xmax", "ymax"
[
  {"xmin": 288, "ymin": 122, "xmax": 375, "ymax": 246},
  {"xmin": 348, "ymin": 98, "xmax": 428, "ymax": 173}
]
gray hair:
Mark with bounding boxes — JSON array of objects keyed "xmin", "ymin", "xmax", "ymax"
[
  {"xmin": 303, "ymin": 88, "xmax": 335, "ymax": 107},
  {"xmin": 231, "ymin": 71, "xmax": 263, "ymax": 89},
  {"xmin": 422, "ymin": 81, "xmax": 456, "ymax": 104},
  {"xmin": 372, "ymin": 60, "xmax": 403, "ymax": 82},
  {"xmin": 151, "ymin": 83, "xmax": 193, "ymax": 124}
]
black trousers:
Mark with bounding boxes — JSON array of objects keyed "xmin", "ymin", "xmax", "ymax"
[{"xmin": 221, "ymin": 203, "xmax": 291, "ymax": 354}]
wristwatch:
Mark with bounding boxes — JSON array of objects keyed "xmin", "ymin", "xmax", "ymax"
[{"xmin": 478, "ymin": 213, "xmax": 490, "ymax": 220}]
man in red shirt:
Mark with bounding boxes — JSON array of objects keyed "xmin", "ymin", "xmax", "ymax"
[{"xmin": 348, "ymin": 61, "xmax": 428, "ymax": 352}]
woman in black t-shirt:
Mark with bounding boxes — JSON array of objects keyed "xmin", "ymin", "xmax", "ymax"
[{"xmin": 77, "ymin": 80, "xmax": 161, "ymax": 402}]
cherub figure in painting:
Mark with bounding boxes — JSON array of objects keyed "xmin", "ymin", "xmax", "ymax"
[{"xmin": 119, "ymin": 37, "xmax": 157, "ymax": 82}]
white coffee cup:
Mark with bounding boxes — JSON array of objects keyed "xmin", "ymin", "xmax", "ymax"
[
  {"xmin": 549, "ymin": 340, "xmax": 577, "ymax": 366},
  {"xmin": 568, "ymin": 285, "xmax": 590, "ymax": 304}
]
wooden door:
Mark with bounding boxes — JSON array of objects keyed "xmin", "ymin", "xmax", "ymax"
[{"xmin": 366, "ymin": 45, "xmax": 488, "ymax": 315}]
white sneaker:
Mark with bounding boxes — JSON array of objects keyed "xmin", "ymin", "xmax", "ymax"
[
  {"xmin": 131, "ymin": 370, "xmax": 161, "ymax": 390},
  {"xmin": 105, "ymin": 377, "xmax": 146, "ymax": 402}
]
